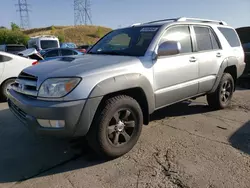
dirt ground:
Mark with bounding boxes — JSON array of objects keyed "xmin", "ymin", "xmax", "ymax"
[{"xmin": 0, "ymin": 88, "xmax": 249, "ymax": 188}]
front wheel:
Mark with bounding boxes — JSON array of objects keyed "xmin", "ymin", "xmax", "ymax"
[
  {"xmin": 207, "ymin": 73, "xmax": 234, "ymax": 109},
  {"xmin": 0, "ymin": 79, "xmax": 15, "ymax": 101},
  {"xmin": 86, "ymin": 95, "xmax": 143, "ymax": 159}
]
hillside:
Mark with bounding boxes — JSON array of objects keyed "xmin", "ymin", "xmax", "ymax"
[{"xmin": 23, "ymin": 25, "xmax": 112, "ymax": 45}]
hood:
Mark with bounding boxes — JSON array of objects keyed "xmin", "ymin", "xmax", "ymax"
[{"xmin": 22, "ymin": 54, "xmax": 141, "ymax": 81}]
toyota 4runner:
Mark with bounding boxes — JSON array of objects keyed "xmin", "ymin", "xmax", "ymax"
[{"xmin": 7, "ymin": 17, "xmax": 246, "ymax": 158}]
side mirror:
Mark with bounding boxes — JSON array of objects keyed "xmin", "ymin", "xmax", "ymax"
[{"xmin": 157, "ymin": 41, "xmax": 181, "ymax": 57}]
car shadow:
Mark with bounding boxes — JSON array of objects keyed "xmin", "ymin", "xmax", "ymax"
[
  {"xmin": 229, "ymin": 120, "xmax": 250, "ymax": 155},
  {"xmin": 0, "ymin": 108, "xmax": 105, "ymax": 183},
  {"xmin": 150, "ymin": 99, "xmax": 213, "ymax": 121},
  {"xmin": 0, "ymin": 100, "xmax": 214, "ymax": 183}
]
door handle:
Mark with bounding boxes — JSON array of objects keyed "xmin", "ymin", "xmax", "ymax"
[
  {"xmin": 189, "ymin": 57, "xmax": 197, "ymax": 62},
  {"xmin": 216, "ymin": 53, "xmax": 222, "ymax": 57}
]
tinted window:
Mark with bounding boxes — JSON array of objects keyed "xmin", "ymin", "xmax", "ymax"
[
  {"xmin": 0, "ymin": 55, "xmax": 12, "ymax": 62},
  {"xmin": 88, "ymin": 26, "xmax": 160, "ymax": 56},
  {"xmin": 218, "ymin": 27, "xmax": 241, "ymax": 47},
  {"xmin": 43, "ymin": 49, "xmax": 59, "ymax": 58},
  {"xmin": 194, "ymin": 26, "xmax": 213, "ymax": 51},
  {"xmin": 6, "ymin": 46, "xmax": 26, "ymax": 53},
  {"xmin": 210, "ymin": 30, "xmax": 220, "ymax": 50},
  {"xmin": 40, "ymin": 40, "xmax": 58, "ymax": 49},
  {"xmin": 161, "ymin": 25, "xmax": 192, "ymax": 54},
  {"xmin": 61, "ymin": 49, "xmax": 75, "ymax": 56}
]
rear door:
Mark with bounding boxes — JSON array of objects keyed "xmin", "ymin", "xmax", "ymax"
[
  {"xmin": 0, "ymin": 55, "xmax": 5, "ymax": 81},
  {"xmin": 191, "ymin": 25, "xmax": 224, "ymax": 93},
  {"xmin": 0, "ymin": 54, "xmax": 13, "ymax": 83}
]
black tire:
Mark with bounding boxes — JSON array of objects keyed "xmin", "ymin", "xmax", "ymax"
[
  {"xmin": 207, "ymin": 73, "xmax": 234, "ymax": 109},
  {"xmin": 0, "ymin": 79, "xmax": 15, "ymax": 101},
  {"xmin": 86, "ymin": 95, "xmax": 143, "ymax": 159}
]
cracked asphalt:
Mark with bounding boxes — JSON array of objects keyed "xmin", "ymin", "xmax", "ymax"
[{"xmin": 0, "ymin": 88, "xmax": 249, "ymax": 188}]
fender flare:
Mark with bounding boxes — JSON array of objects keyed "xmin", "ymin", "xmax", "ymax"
[
  {"xmin": 209, "ymin": 57, "xmax": 238, "ymax": 93},
  {"xmin": 89, "ymin": 73, "xmax": 155, "ymax": 113},
  {"xmin": 73, "ymin": 73, "xmax": 155, "ymax": 137}
]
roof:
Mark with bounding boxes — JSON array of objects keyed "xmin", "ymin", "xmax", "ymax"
[{"xmin": 130, "ymin": 17, "xmax": 228, "ymax": 27}]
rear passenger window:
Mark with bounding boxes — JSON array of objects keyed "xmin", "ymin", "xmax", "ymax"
[
  {"xmin": 61, "ymin": 49, "xmax": 74, "ymax": 56},
  {"xmin": 210, "ymin": 30, "xmax": 220, "ymax": 50},
  {"xmin": 218, "ymin": 27, "xmax": 241, "ymax": 47},
  {"xmin": 194, "ymin": 26, "xmax": 213, "ymax": 51},
  {"xmin": 44, "ymin": 49, "xmax": 59, "ymax": 58},
  {"xmin": 161, "ymin": 25, "xmax": 193, "ymax": 54}
]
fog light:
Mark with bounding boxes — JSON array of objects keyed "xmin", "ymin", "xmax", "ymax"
[{"xmin": 37, "ymin": 119, "xmax": 65, "ymax": 128}]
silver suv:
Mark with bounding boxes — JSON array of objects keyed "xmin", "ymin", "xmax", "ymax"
[{"xmin": 7, "ymin": 17, "xmax": 246, "ymax": 158}]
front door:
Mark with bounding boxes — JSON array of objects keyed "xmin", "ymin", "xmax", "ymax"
[{"xmin": 153, "ymin": 25, "xmax": 199, "ymax": 109}]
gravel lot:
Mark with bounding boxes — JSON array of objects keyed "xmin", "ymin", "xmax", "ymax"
[{"xmin": 0, "ymin": 88, "xmax": 249, "ymax": 188}]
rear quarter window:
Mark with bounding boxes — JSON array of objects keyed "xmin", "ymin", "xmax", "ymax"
[
  {"xmin": 0, "ymin": 55, "xmax": 12, "ymax": 62},
  {"xmin": 218, "ymin": 27, "xmax": 241, "ymax": 47}
]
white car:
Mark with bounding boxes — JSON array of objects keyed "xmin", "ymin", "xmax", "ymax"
[{"xmin": 0, "ymin": 51, "xmax": 38, "ymax": 100}]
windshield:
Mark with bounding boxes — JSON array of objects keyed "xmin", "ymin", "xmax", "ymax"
[
  {"xmin": 40, "ymin": 40, "xmax": 58, "ymax": 49},
  {"xmin": 88, "ymin": 26, "xmax": 160, "ymax": 56}
]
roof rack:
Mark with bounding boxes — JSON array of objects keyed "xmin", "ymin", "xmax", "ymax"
[
  {"xmin": 144, "ymin": 18, "xmax": 179, "ymax": 25},
  {"xmin": 131, "ymin": 23, "xmax": 142, "ymax": 27},
  {"xmin": 142, "ymin": 17, "xmax": 227, "ymax": 25},
  {"xmin": 177, "ymin": 17, "xmax": 227, "ymax": 25},
  {"xmin": 30, "ymin": 35, "xmax": 58, "ymax": 38}
]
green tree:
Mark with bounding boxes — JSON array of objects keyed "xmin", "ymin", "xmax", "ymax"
[
  {"xmin": 57, "ymin": 34, "xmax": 65, "ymax": 43},
  {"xmin": 96, "ymin": 27, "xmax": 103, "ymax": 38},
  {"xmin": 51, "ymin": 25, "xmax": 56, "ymax": 35},
  {"xmin": 0, "ymin": 29, "xmax": 29, "ymax": 45},
  {"xmin": 11, "ymin": 22, "xmax": 20, "ymax": 31}
]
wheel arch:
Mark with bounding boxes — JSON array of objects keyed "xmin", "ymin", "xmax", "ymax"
[
  {"xmin": 73, "ymin": 73, "xmax": 155, "ymax": 137},
  {"xmin": 209, "ymin": 57, "xmax": 238, "ymax": 93}
]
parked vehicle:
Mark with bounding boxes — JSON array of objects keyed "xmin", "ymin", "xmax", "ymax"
[
  {"xmin": 18, "ymin": 48, "xmax": 44, "ymax": 61},
  {"xmin": 0, "ymin": 51, "xmax": 38, "ymax": 100},
  {"xmin": 0, "ymin": 44, "xmax": 27, "ymax": 55},
  {"xmin": 60, "ymin": 42, "xmax": 77, "ymax": 49},
  {"xmin": 39, "ymin": 48, "xmax": 83, "ymax": 62},
  {"xmin": 236, "ymin": 26, "xmax": 250, "ymax": 88},
  {"xmin": 7, "ymin": 17, "xmax": 245, "ymax": 158},
  {"xmin": 28, "ymin": 35, "xmax": 60, "ymax": 51}
]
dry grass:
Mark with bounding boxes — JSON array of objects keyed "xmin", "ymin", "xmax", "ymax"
[{"xmin": 23, "ymin": 25, "xmax": 112, "ymax": 45}]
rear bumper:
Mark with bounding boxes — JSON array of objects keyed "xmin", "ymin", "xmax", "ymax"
[
  {"xmin": 7, "ymin": 89, "xmax": 86, "ymax": 137},
  {"xmin": 237, "ymin": 62, "xmax": 246, "ymax": 78}
]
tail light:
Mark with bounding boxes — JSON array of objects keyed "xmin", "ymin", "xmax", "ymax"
[{"xmin": 32, "ymin": 61, "xmax": 39, "ymax": 65}]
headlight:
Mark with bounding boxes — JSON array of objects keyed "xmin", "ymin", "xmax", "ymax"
[{"xmin": 38, "ymin": 78, "xmax": 81, "ymax": 98}]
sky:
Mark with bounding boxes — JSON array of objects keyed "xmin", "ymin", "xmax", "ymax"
[{"xmin": 0, "ymin": 0, "xmax": 249, "ymax": 29}]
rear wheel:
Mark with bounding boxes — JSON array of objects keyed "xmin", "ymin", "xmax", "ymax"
[
  {"xmin": 207, "ymin": 73, "xmax": 234, "ymax": 109},
  {"xmin": 0, "ymin": 79, "xmax": 15, "ymax": 101},
  {"xmin": 86, "ymin": 95, "xmax": 143, "ymax": 159}
]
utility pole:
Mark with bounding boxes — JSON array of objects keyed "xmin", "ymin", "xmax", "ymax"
[
  {"xmin": 16, "ymin": 0, "xmax": 30, "ymax": 29},
  {"xmin": 74, "ymin": 0, "xmax": 92, "ymax": 25}
]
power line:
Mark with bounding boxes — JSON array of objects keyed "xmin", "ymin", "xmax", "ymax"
[
  {"xmin": 16, "ymin": 0, "xmax": 31, "ymax": 29},
  {"xmin": 74, "ymin": 0, "xmax": 92, "ymax": 25}
]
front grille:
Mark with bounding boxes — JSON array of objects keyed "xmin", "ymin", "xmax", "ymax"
[
  {"xmin": 12, "ymin": 72, "xmax": 38, "ymax": 97},
  {"xmin": 9, "ymin": 100, "xmax": 27, "ymax": 121}
]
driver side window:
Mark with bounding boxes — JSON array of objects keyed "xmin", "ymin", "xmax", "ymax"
[{"xmin": 160, "ymin": 25, "xmax": 193, "ymax": 54}]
